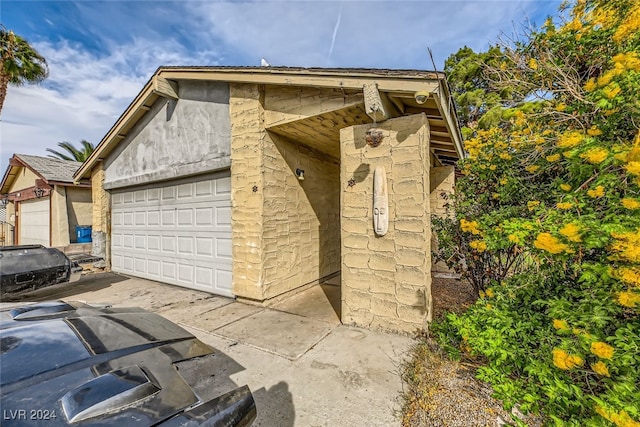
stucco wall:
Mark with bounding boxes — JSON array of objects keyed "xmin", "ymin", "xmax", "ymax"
[
  {"xmin": 51, "ymin": 186, "xmax": 69, "ymax": 247},
  {"xmin": 340, "ymin": 114, "xmax": 432, "ymax": 334},
  {"xmin": 8, "ymin": 167, "xmax": 39, "ymax": 192},
  {"xmin": 66, "ymin": 186, "xmax": 92, "ymax": 242},
  {"xmin": 104, "ymin": 81, "xmax": 231, "ymax": 189}
]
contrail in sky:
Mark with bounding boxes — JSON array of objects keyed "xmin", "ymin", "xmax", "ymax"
[{"xmin": 328, "ymin": 4, "xmax": 343, "ymax": 59}]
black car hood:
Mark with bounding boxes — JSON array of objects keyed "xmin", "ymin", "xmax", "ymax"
[{"xmin": 0, "ymin": 301, "xmax": 255, "ymax": 426}]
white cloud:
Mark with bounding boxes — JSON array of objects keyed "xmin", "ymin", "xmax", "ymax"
[
  {"xmin": 0, "ymin": 0, "xmax": 559, "ymax": 173},
  {"xmin": 189, "ymin": 0, "xmax": 552, "ymax": 68},
  {"xmin": 0, "ymin": 36, "xmax": 222, "ymax": 172}
]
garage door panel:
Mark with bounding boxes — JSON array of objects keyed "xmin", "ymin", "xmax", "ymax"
[
  {"xmin": 111, "ymin": 171, "xmax": 233, "ymax": 297},
  {"xmin": 19, "ymin": 198, "xmax": 50, "ymax": 246}
]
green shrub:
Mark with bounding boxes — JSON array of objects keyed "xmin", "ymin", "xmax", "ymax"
[{"xmin": 435, "ymin": 1, "xmax": 640, "ymax": 425}]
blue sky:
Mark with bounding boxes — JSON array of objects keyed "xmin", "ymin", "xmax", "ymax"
[{"xmin": 0, "ymin": 0, "xmax": 561, "ymax": 172}]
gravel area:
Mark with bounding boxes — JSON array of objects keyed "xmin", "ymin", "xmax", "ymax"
[{"xmin": 401, "ymin": 277, "xmax": 544, "ymax": 427}]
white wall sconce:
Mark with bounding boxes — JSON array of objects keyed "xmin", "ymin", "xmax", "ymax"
[{"xmin": 295, "ymin": 168, "xmax": 305, "ymax": 181}]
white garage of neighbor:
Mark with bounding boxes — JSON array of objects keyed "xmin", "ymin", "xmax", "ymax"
[{"xmin": 19, "ymin": 197, "xmax": 50, "ymax": 246}]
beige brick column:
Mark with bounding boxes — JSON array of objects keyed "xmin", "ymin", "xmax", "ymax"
[
  {"xmin": 340, "ymin": 114, "xmax": 432, "ymax": 333},
  {"xmin": 230, "ymin": 83, "xmax": 266, "ymax": 300},
  {"xmin": 91, "ymin": 162, "xmax": 111, "ymax": 267}
]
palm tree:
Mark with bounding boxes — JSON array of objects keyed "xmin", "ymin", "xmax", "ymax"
[
  {"xmin": 47, "ymin": 140, "xmax": 96, "ymax": 162},
  {"xmin": 0, "ymin": 26, "xmax": 49, "ymax": 115}
]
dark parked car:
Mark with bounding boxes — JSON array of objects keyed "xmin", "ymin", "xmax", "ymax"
[
  {"xmin": 0, "ymin": 245, "xmax": 83, "ymax": 298},
  {"xmin": 0, "ymin": 301, "xmax": 256, "ymax": 426}
]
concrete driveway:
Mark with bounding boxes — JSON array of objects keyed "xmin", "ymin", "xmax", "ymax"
[{"xmin": 9, "ymin": 273, "xmax": 414, "ymax": 426}]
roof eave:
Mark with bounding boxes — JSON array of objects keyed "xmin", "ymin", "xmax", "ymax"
[{"xmin": 74, "ymin": 67, "xmax": 457, "ymax": 180}]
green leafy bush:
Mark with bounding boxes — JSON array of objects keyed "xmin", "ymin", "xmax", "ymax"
[{"xmin": 434, "ymin": 1, "xmax": 640, "ymax": 425}]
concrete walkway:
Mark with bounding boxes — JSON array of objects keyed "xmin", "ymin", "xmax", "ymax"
[{"xmin": 7, "ymin": 273, "xmax": 414, "ymax": 426}]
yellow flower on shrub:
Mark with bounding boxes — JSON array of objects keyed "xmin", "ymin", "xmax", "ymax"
[
  {"xmin": 508, "ymin": 234, "xmax": 521, "ymax": 244},
  {"xmin": 526, "ymin": 165, "xmax": 540, "ymax": 173},
  {"xmin": 610, "ymin": 231, "xmax": 640, "ymax": 263},
  {"xmin": 587, "ymin": 126, "xmax": 602, "ymax": 136},
  {"xmin": 587, "ymin": 186, "xmax": 605, "ymax": 198},
  {"xmin": 534, "ymin": 233, "xmax": 570, "ymax": 254},
  {"xmin": 595, "ymin": 405, "xmax": 640, "ymax": 427},
  {"xmin": 469, "ymin": 240, "xmax": 487, "ymax": 252},
  {"xmin": 584, "ymin": 78, "xmax": 597, "ymax": 91},
  {"xmin": 613, "ymin": 3, "xmax": 640, "ymax": 42},
  {"xmin": 560, "ymin": 183, "xmax": 572, "ymax": 191},
  {"xmin": 560, "ymin": 223, "xmax": 582, "ymax": 242},
  {"xmin": 552, "ymin": 348, "xmax": 583, "ymax": 370},
  {"xmin": 617, "ymin": 267, "xmax": 640, "ymax": 287},
  {"xmin": 499, "ymin": 153, "xmax": 512, "ymax": 161},
  {"xmin": 618, "ymin": 291, "xmax": 640, "ymax": 308},
  {"xmin": 546, "ymin": 153, "xmax": 561, "ymax": 162},
  {"xmin": 555, "ymin": 102, "xmax": 567, "ymax": 112},
  {"xmin": 580, "ymin": 147, "xmax": 609, "ymax": 164},
  {"xmin": 557, "ymin": 131, "xmax": 583, "ymax": 148},
  {"xmin": 626, "ymin": 162, "xmax": 640, "ymax": 176},
  {"xmin": 485, "ymin": 288, "xmax": 494, "ymax": 298},
  {"xmin": 622, "ymin": 198, "xmax": 640, "ymax": 209},
  {"xmin": 591, "ymin": 361, "xmax": 610, "ymax": 377},
  {"xmin": 557, "ymin": 202, "xmax": 573, "ymax": 210},
  {"xmin": 528, "ymin": 58, "xmax": 538, "ymax": 70},
  {"xmin": 527, "ymin": 201, "xmax": 540, "ymax": 211},
  {"xmin": 603, "ymin": 84, "xmax": 622, "ymax": 99},
  {"xmin": 590, "ymin": 342, "xmax": 614, "ymax": 359},
  {"xmin": 460, "ymin": 219, "xmax": 482, "ymax": 235},
  {"xmin": 553, "ymin": 319, "xmax": 569, "ymax": 330}
]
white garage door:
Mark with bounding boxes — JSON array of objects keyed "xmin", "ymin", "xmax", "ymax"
[
  {"xmin": 111, "ymin": 171, "xmax": 233, "ymax": 297},
  {"xmin": 19, "ymin": 198, "xmax": 50, "ymax": 246}
]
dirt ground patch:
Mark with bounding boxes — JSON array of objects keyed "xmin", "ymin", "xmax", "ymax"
[{"xmin": 400, "ymin": 277, "xmax": 544, "ymax": 427}]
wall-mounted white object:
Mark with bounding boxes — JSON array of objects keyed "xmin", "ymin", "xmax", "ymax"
[
  {"xmin": 295, "ymin": 168, "xmax": 305, "ymax": 181},
  {"xmin": 373, "ymin": 166, "xmax": 389, "ymax": 236}
]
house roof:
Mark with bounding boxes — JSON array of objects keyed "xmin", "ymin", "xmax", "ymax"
[
  {"xmin": 0, "ymin": 154, "xmax": 88, "ymax": 194},
  {"xmin": 74, "ymin": 66, "xmax": 464, "ymax": 179}
]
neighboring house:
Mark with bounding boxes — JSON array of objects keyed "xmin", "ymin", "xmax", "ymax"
[
  {"xmin": 75, "ymin": 66, "xmax": 463, "ymax": 333},
  {"xmin": 0, "ymin": 154, "xmax": 92, "ymax": 247}
]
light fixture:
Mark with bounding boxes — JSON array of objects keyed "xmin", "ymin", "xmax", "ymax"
[
  {"xmin": 34, "ymin": 188, "xmax": 45, "ymax": 198},
  {"xmin": 295, "ymin": 168, "xmax": 305, "ymax": 181},
  {"xmin": 414, "ymin": 90, "xmax": 430, "ymax": 104}
]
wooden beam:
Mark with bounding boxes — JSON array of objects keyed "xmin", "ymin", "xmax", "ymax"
[
  {"xmin": 363, "ymin": 83, "xmax": 398, "ymax": 122},
  {"xmin": 160, "ymin": 69, "xmax": 440, "ymax": 93},
  {"xmin": 431, "ymin": 143, "xmax": 458, "ymax": 153},
  {"xmin": 432, "ymin": 85, "xmax": 465, "ymax": 159},
  {"xmin": 388, "ymin": 95, "xmax": 405, "ymax": 114},
  {"xmin": 153, "ymin": 76, "xmax": 179, "ymax": 100}
]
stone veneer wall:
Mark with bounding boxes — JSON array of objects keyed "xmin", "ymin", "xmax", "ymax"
[
  {"xmin": 229, "ymin": 84, "xmax": 266, "ymax": 300},
  {"xmin": 340, "ymin": 114, "xmax": 432, "ymax": 333},
  {"xmin": 91, "ymin": 163, "xmax": 111, "ymax": 266},
  {"xmin": 263, "ymin": 132, "xmax": 340, "ymax": 299},
  {"xmin": 230, "ymin": 83, "xmax": 341, "ymax": 301}
]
